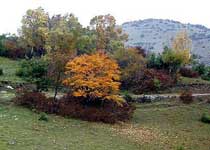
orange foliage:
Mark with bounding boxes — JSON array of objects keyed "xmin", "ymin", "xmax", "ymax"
[{"xmin": 63, "ymin": 52, "xmax": 124, "ymax": 105}]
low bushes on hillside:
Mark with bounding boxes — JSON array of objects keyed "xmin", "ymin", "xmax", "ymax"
[
  {"xmin": 14, "ymin": 92, "xmax": 135, "ymax": 124},
  {"xmin": 179, "ymin": 67, "xmax": 199, "ymax": 78}
]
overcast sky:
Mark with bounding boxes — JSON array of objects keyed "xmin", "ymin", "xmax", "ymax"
[{"xmin": 0, "ymin": 0, "xmax": 210, "ymax": 34}]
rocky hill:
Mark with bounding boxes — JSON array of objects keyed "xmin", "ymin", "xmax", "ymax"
[{"xmin": 122, "ymin": 19, "xmax": 210, "ymax": 64}]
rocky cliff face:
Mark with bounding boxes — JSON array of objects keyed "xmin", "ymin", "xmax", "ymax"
[{"xmin": 122, "ymin": 19, "xmax": 210, "ymax": 64}]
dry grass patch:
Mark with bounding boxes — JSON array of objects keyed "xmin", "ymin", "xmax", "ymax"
[{"xmin": 111, "ymin": 123, "xmax": 163, "ymax": 144}]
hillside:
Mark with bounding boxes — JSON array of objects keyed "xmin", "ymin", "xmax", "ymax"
[{"xmin": 122, "ymin": 19, "xmax": 210, "ymax": 64}]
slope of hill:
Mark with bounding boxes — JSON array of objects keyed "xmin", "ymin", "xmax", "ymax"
[{"xmin": 122, "ymin": 19, "xmax": 210, "ymax": 64}]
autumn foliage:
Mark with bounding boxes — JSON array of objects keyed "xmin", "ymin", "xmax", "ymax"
[{"xmin": 63, "ymin": 52, "xmax": 124, "ymax": 105}]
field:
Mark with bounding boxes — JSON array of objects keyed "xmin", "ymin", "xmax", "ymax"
[
  {"xmin": 0, "ymin": 91, "xmax": 209, "ymax": 150},
  {"xmin": 0, "ymin": 57, "xmax": 210, "ymax": 150}
]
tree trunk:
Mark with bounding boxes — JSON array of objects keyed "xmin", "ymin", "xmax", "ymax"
[
  {"xmin": 53, "ymin": 72, "xmax": 61, "ymax": 101},
  {"xmin": 53, "ymin": 85, "xmax": 58, "ymax": 101}
]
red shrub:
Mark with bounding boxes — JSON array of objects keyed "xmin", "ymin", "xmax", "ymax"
[
  {"xmin": 14, "ymin": 92, "xmax": 135, "ymax": 124},
  {"xmin": 58, "ymin": 95, "xmax": 135, "ymax": 123},
  {"xmin": 179, "ymin": 67, "xmax": 199, "ymax": 78},
  {"xmin": 125, "ymin": 69, "xmax": 174, "ymax": 94}
]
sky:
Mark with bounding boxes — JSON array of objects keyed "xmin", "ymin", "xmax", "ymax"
[{"xmin": 0, "ymin": 0, "xmax": 210, "ymax": 34}]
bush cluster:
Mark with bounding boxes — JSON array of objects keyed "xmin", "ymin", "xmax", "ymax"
[
  {"xmin": 14, "ymin": 92, "xmax": 135, "ymax": 124},
  {"xmin": 179, "ymin": 67, "xmax": 199, "ymax": 78},
  {"xmin": 16, "ymin": 58, "xmax": 50, "ymax": 91},
  {"xmin": 0, "ymin": 34, "xmax": 27, "ymax": 59},
  {"xmin": 193, "ymin": 63, "xmax": 210, "ymax": 81},
  {"xmin": 124, "ymin": 69, "xmax": 174, "ymax": 94},
  {"xmin": 0, "ymin": 48, "xmax": 27, "ymax": 59}
]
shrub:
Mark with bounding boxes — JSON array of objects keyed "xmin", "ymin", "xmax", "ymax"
[
  {"xmin": 125, "ymin": 69, "xmax": 174, "ymax": 94},
  {"xmin": 180, "ymin": 91, "xmax": 193, "ymax": 104},
  {"xmin": 153, "ymin": 78, "xmax": 161, "ymax": 90},
  {"xmin": 14, "ymin": 92, "xmax": 135, "ymax": 124},
  {"xmin": 58, "ymin": 95, "xmax": 135, "ymax": 124},
  {"xmin": 147, "ymin": 53, "xmax": 164, "ymax": 69},
  {"xmin": 200, "ymin": 66, "xmax": 210, "ymax": 81},
  {"xmin": 0, "ymin": 68, "xmax": 3, "ymax": 76},
  {"xmin": 179, "ymin": 67, "xmax": 199, "ymax": 78},
  {"xmin": 39, "ymin": 112, "xmax": 49, "ymax": 122},
  {"xmin": 192, "ymin": 63, "xmax": 206, "ymax": 75},
  {"xmin": 0, "ymin": 34, "xmax": 27, "ymax": 59},
  {"xmin": 7, "ymin": 48, "xmax": 27, "ymax": 59},
  {"xmin": 16, "ymin": 58, "xmax": 50, "ymax": 91},
  {"xmin": 14, "ymin": 91, "xmax": 47, "ymax": 109},
  {"xmin": 201, "ymin": 113, "xmax": 210, "ymax": 124}
]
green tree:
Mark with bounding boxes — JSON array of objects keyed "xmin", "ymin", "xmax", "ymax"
[
  {"xmin": 90, "ymin": 14, "xmax": 128, "ymax": 53},
  {"xmin": 46, "ymin": 14, "xmax": 81, "ymax": 100},
  {"xmin": 76, "ymin": 27, "xmax": 97, "ymax": 55},
  {"xmin": 113, "ymin": 47, "xmax": 146, "ymax": 88},
  {"xmin": 47, "ymin": 14, "xmax": 82, "ymax": 54},
  {"xmin": 16, "ymin": 58, "xmax": 50, "ymax": 91},
  {"xmin": 147, "ymin": 53, "xmax": 164, "ymax": 69},
  {"xmin": 162, "ymin": 48, "xmax": 190, "ymax": 79},
  {"xmin": 19, "ymin": 7, "xmax": 49, "ymax": 57}
]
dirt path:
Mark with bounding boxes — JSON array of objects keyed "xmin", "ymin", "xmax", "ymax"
[
  {"xmin": 134, "ymin": 93, "xmax": 210, "ymax": 97},
  {"xmin": 132, "ymin": 93, "xmax": 210, "ymax": 100}
]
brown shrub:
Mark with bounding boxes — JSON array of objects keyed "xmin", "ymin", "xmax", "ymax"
[
  {"xmin": 180, "ymin": 91, "xmax": 193, "ymax": 104},
  {"xmin": 7, "ymin": 48, "xmax": 27, "ymax": 59},
  {"xmin": 179, "ymin": 67, "xmax": 199, "ymax": 78},
  {"xmin": 125, "ymin": 69, "xmax": 174, "ymax": 94},
  {"xmin": 14, "ymin": 92, "xmax": 135, "ymax": 124},
  {"xmin": 58, "ymin": 95, "xmax": 135, "ymax": 123}
]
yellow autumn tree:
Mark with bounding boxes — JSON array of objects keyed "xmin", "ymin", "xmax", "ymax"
[
  {"xmin": 172, "ymin": 30, "xmax": 192, "ymax": 64},
  {"xmin": 63, "ymin": 52, "xmax": 124, "ymax": 105}
]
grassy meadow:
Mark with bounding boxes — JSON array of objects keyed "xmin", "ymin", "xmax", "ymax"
[{"xmin": 0, "ymin": 57, "xmax": 210, "ymax": 150}]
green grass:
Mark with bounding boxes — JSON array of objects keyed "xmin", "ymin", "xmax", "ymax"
[
  {"xmin": 0, "ymin": 91, "xmax": 210, "ymax": 150},
  {"xmin": 134, "ymin": 100, "xmax": 210, "ymax": 150},
  {"xmin": 0, "ymin": 57, "xmax": 23, "ymax": 83},
  {"xmin": 0, "ymin": 92, "xmax": 140, "ymax": 150},
  {"xmin": 179, "ymin": 76, "xmax": 210, "ymax": 85}
]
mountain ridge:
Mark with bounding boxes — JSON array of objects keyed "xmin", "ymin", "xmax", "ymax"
[{"xmin": 122, "ymin": 19, "xmax": 210, "ymax": 64}]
